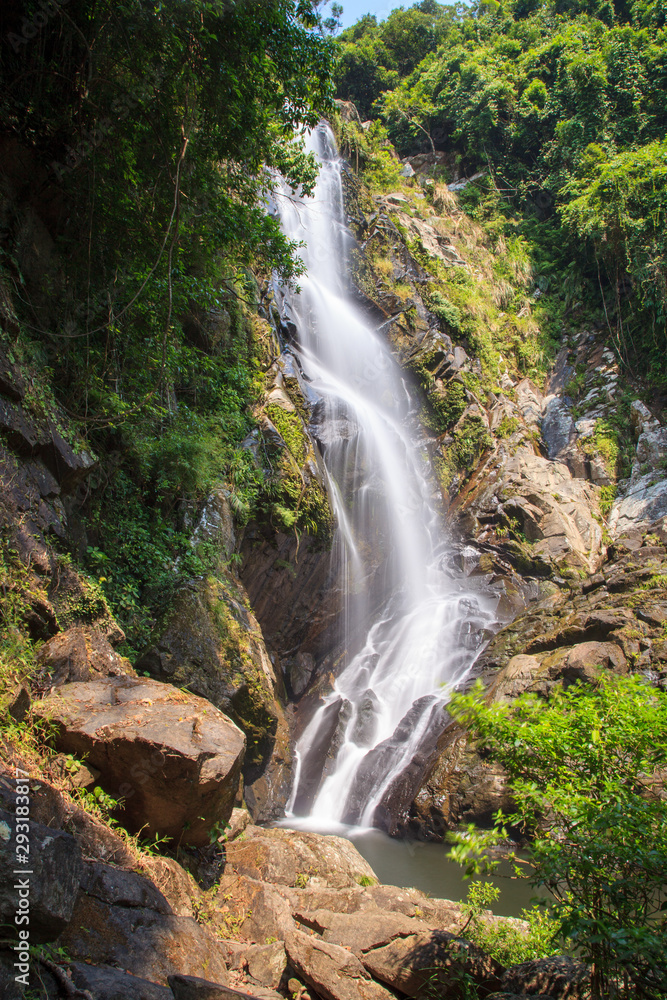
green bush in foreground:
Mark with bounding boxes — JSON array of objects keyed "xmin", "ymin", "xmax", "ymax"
[{"xmin": 448, "ymin": 674, "xmax": 667, "ymax": 1000}]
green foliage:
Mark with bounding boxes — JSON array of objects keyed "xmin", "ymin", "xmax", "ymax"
[
  {"xmin": 335, "ymin": 0, "xmax": 667, "ymax": 389},
  {"xmin": 461, "ymin": 881, "xmax": 559, "ymax": 967},
  {"xmin": 429, "ymin": 292, "xmax": 464, "ymax": 333},
  {"xmin": 0, "ymin": 1, "xmax": 337, "ymax": 652},
  {"xmin": 448, "ymin": 674, "xmax": 667, "ymax": 999}
]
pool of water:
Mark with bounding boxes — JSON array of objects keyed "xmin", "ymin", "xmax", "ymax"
[
  {"xmin": 278, "ymin": 819, "xmax": 544, "ymax": 918},
  {"xmin": 349, "ymin": 829, "xmax": 543, "ymax": 918}
]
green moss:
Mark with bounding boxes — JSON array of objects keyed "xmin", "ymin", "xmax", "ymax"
[
  {"xmin": 452, "ymin": 412, "xmax": 493, "ymax": 472},
  {"xmin": 432, "ymin": 381, "xmax": 467, "ymax": 431},
  {"xmin": 204, "ymin": 578, "xmax": 278, "ymax": 770},
  {"xmin": 496, "ymin": 415, "xmax": 520, "ymax": 439},
  {"xmin": 55, "ymin": 574, "xmax": 116, "ymax": 633},
  {"xmin": 265, "ymin": 404, "xmax": 308, "ymax": 465}
]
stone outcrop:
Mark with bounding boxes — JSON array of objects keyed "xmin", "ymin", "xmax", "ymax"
[
  {"xmin": 224, "ymin": 825, "xmax": 378, "ymax": 889},
  {"xmin": 36, "ymin": 625, "xmax": 135, "ymax": 686},
  {"xmin": 36, "ymin": 677, "xmax": 245, "ymax": 846},
  {"xmin": 0, "ymin": 807, "xmax": 83, "ymax": 943},
  {"xmin": 136, "ymin": 573, "xmax": 291, "ymax": 822},
  {"xmin": 59, "ymin": 861, "xmax": 229, "ymax": 985}
]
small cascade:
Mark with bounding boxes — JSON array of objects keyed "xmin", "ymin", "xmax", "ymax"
[{"xmin": 273, "ymin": 124, "xmax": 499, "ymax": 829}]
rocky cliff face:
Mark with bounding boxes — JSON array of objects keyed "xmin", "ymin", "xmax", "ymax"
[
  {"xmin": 2, "ymin": 121, "xmax": 667, "ymax": 849},
  {"xmin": 236, "ymin": 136, "xmax": 667, "ymax": 837}
]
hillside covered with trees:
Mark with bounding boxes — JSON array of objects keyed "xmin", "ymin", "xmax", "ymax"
[{"xmin": 335, "ymin": 0, "xmax": 667, "ymax": 389}]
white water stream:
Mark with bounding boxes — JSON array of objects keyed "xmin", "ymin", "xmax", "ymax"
[{"xmin": 274, "ymin": 124, "xmax": 499, "ymax": 830}]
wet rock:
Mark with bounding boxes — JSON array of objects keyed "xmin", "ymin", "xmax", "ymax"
[
  {"xmin": 0, "ymin": 807, "xmax": 84, "ymax": 943},
  {"xmin": 342, "ymin": 697, "xmax": 444, "ymax": 829},
  {"xmin": 349, "ymin": 689, "xmax": 380, "ymax": 746},
  {"xmin": 36, "ymin": 625, "xmax": 134, "ymax": 685},
  {"xmin": 224, "ymin": 825, "xmax": 377, "ymax": 890},
  {"xmin": 362, "ymin": 930, "xmax": 503, "ymax": 998},
  {"xmin": 287, "ymin": 651, "xmax": 317, "ymax": 698},
  {"xmin": 241, "ymin": 524, "xmax": 340, "ymax": 664},
  {"xmin": 36, "ymin": 677, "xmax": 245, "ymax": 847},
  {"xmin": 70, "ymin": 962, "xmax": 173, "ymax": 1000},
  {"xmin": 245, "ymin": 941, "xmax": 288, "ymax": 988},
  {"xmin": 60, "ymin": 861, "xmax": 229, "ymax": 984},
  {"xmin": 501, "ymin": 957, "xmax": 590, "ymax": 999},
  {"xmin": 285, "ymin": 929, "xmax": 395, "ymax": 1000}
]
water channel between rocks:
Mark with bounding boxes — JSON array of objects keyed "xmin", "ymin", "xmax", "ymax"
[{"xmin": 270, "ymin": 123, "xmax": 509, "ymax": 891}]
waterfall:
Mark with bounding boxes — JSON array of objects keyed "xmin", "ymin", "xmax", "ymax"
[{"xmin": 273, "ymin": 124, "xmax": 498, "ymax": 830}]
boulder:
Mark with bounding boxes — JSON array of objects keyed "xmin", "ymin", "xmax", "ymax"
[
  {"xmin": 169, "ymin": 974, "xmax": 281, "ymax": 1000},
  {"xmin": 224, "ymin": 825, "xmax": 378, "ymax": 889},
  {"xmin": 214, "ymin": 872, "xmax": 296, "ymax": 943},
  {"xmin": 285, "ymin": 929, "xmax": 395, "ymax": 1000},
  {"xmin": 59, "ymin": 861, "xmax": 229, "ymax": 984},
  {"xmin": 245, "ymin": 941, "xmax": 288, "ymax": 988},
  {"xmin": 36, "ymin": 625, "xmax": 134, "ymax": 685},
  {"xmin": 36, "ymin": 677, "xmax": 245, "ymax": 846},
  {"xmin": 0, "ymin": 806, "xmax": 84, "ymax": 943},
  {"xmin": 295, "ymin": 908, "xmax": 430, "ymax": 954},
  {"xmin": 362, "ymin": 929, "xmax": 503, "ymax": 998},
  {"xmin": 70, "ymin": 962, "xmax": 173, "ymax": 999},
  {"xmin": 501, "ymin": 957, "xmax": 590, "ymax": 999}
]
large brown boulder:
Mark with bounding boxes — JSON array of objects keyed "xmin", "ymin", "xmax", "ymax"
[
  {"xmin": 224, "ymin": 825, "xmax": 377, "ymax": 890},
  {"xmin": 36, "ymin": 677, "xmax": 245, "ymax": 846},
  {"xmin": 501, "ymin": 957, "xmax": 590, "ymax": 999},
  {"xmin": 362, "ymin": 930, "xmax": 503, "ymax": 999},
  {"xmin": 285, "ymin": 929, "xmax": 395, "ymax": 1000},
  {"xmin": 36, "ymin": 625, "xmax": 134, "ymax": 685}
]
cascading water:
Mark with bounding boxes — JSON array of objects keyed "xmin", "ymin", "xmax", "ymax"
[{"xmin": 273, "ymin": 124, "xmax": 499, "ymax": 830}]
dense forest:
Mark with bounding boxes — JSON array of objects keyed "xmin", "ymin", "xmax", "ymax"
[{"xmin": 335, "ymin": 0, "xmax": 667, "ymax": 386}]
